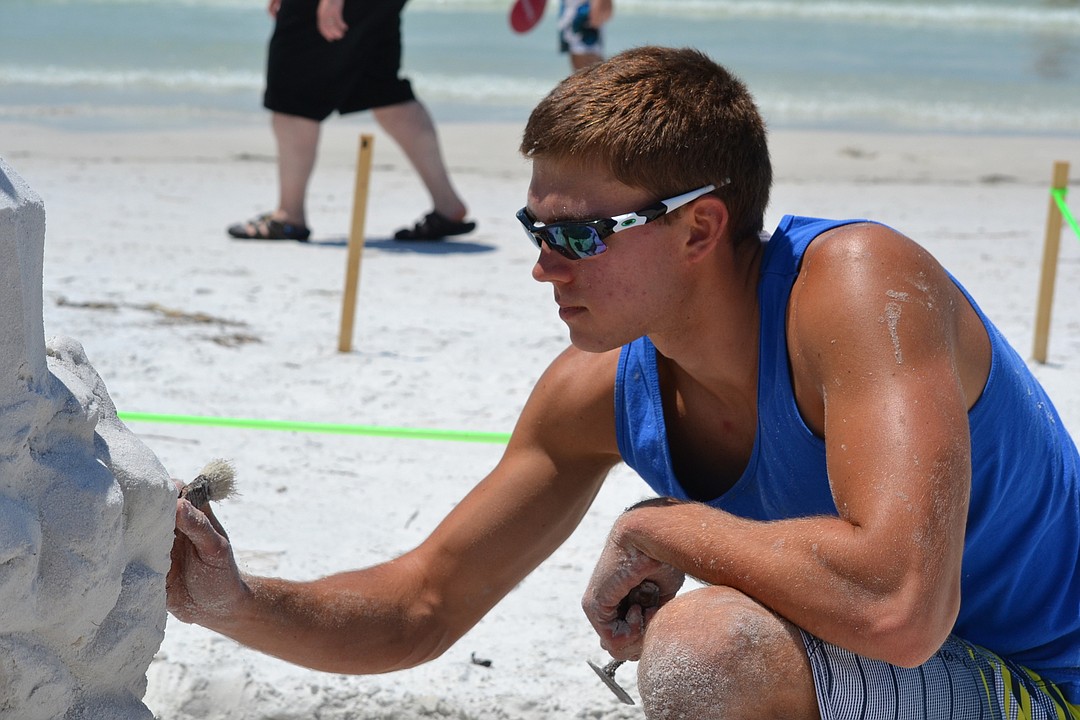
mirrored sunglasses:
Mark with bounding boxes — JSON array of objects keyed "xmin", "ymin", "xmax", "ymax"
[{"xmin": 516, "ymin": 182, "xmax": 724, "ymax": 260}]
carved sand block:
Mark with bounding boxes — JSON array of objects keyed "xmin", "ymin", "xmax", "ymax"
[{"xmin": 0, "ymin": 157, "xmax": 175, "ymax": 719}]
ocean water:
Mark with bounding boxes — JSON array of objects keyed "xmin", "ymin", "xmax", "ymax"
[{"xmin": 1, "ymin": 0, "xmax": 1079, "ymax": 135}]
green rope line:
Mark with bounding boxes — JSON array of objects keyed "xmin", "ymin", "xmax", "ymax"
[
  {"xmin": 117, "ymin": 411, "xmax": 511, "ymax": 445},
  {"xmin": 1052, "ymin": 188, "xmax": 1080, "ymax": 240}
]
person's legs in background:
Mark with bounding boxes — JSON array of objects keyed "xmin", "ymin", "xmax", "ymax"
[
  {"xmin": 272, "ymin": 111, "xmax": 320, "ymax": 231},
  {"xmin": 227, "ymin": 110, "xmax": 319, "ymax": 241},
  {"xmin": 374, "ymin": 100, "xmax": 469, "ymax": 225},
  {"xmin": 230, "ymin": 0, "xmax": 474, "ymax": 241}
]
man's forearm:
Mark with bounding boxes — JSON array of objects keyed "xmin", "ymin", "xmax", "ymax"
[
  {"xmin": 613, "ymin": 503, "xmax": 960, "ymax": 667},
  {"xmin": 207, "ymin": 567, "xmax": 443, "ymax": 675}
]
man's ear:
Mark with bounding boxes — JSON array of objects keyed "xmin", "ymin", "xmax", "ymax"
[{"xmin": 683, "ymin": 195, "xmax": 728, "ymax": 263}]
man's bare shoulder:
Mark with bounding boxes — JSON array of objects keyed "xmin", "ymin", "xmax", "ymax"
[
  {"xmin": 539, "ymin": 344, "xmax": 621, "ymax": 387},
  {"xmin": 516, "ymin": 345, "xmax": 622, "ymax": 460},
  {"xmin": 792, "ymin": 221, "xmax": 955, "ymax": 332},
  {"xmin": 787, "ymin": 220, "xmax": 983, "ymax": 411},
  {"xmin": 800, "ymin": 221, "xmax": 935, "ymax": 275}
]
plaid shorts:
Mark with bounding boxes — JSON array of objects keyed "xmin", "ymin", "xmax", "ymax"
[{"xmin": 802, "ymin": 632, "xmax": 1080, "ymax": 720}]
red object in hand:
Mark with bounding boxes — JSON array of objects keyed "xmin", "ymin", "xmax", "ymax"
[{"xmin": 509, "ymin": 0, "xmax": 547, "ymax": 33}]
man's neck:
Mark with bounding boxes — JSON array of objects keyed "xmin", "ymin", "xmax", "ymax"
[{"xmin": 649, "ymin": 237, "xmax": 765, "ymax": 396}]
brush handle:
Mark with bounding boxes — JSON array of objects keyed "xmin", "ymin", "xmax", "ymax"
[{"xmin": 179, "ymin": 475, "xmax": 212, "ymax": 508}]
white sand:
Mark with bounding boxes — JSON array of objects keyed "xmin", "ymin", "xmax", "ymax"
[{"xmin": 5, "ymin": 117, "xmax": 1080, "ymax": 718}]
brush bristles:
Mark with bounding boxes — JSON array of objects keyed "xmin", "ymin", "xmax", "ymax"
[{"xmin": 181, "ymin": 458, "xmax": 238, "ymax": 507}]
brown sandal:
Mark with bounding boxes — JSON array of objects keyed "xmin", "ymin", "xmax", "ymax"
[
  {"xmin": 393, "ymin": 211, "xmax": 475, "ymax": 241},
  {"xmin": 227, "ymin": 213, "xmax": 311, "ymax": 241}
]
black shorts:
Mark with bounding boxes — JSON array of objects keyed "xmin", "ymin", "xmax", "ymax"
[{"xmin": 263, "ymin": 0, "xmax": 415, "ymax": 121}]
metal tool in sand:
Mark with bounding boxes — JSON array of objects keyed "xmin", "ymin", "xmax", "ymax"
[
  {"xmin": 586, "ymin": 580, "xmax": 663, "ymax": 705},
  {"xmin": 587, "ymin": 658, "xmax": 635, "ymax": 705}
]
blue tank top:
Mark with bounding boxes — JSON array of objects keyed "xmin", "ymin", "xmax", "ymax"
[{"xmin": 615, "ymin": 215, "xmax": 1080, "ymax": 699}]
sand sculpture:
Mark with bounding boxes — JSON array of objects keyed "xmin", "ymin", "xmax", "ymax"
[{"xmin": 0, "ymin": 157, "xmax": 176, "ymax": 719}]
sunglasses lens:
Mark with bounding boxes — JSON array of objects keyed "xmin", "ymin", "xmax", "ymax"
[
  {"xmin": 517, "ymin": 207, "xmax": 608, "ymax": 260},
  {"xmin": 548, "ymin": 224, "xmax": 607, "ymax": 259}
]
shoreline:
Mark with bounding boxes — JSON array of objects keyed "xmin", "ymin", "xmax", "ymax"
[{"xmin": 7, "ymin": 117, "xmax": 1080, "ymax": 183}]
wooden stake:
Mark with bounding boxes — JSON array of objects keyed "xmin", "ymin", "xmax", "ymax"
[
  {"xmin": 1033, "ymin": 161, "xmax": 1070, "ymax": 364},
  {"xmin": 338, "ymin": 134, "xmax": 375, "ymax": 353}
]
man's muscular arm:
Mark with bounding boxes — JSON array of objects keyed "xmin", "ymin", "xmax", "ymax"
[{"xmin": 168, "ymin": 347, "xmax": 624, "ymax": 674}]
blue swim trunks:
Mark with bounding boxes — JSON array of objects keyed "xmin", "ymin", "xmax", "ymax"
[{"xmin": 558, "ymin": 0, "xmax": 602, "ymax": 56}]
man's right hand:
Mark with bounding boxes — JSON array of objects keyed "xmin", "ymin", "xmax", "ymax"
[
  {"xmin": 316, "ymin": 0, "xmax": 348, "ymax": 41},
  {"xmin": 582, "ymin": 529, "xmax": 684, "ymax": 660},
  {"xmin": 167, "ymin": 498, "xmax": 249, "ymax": 627}
]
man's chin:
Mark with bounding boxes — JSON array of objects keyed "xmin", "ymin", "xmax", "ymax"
[{"xmin": 567, "ymin": 329, "xmax": 624, "ymax": 354}]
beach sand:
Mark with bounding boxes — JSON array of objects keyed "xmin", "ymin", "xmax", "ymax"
[{"xmin": 5, "ymin": 117, "xmax": 1080, "ymax": 719}]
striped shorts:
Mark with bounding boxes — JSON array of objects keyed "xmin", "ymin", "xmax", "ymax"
[{"xmin": 802, "ymin": 632, "xmax": 1080, "ymax": 720}]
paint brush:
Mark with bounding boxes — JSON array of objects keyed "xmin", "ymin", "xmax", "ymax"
[{"xmin": 179, "ymin": 458, "xmax": 238, "ymax": 508}]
